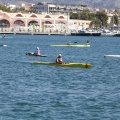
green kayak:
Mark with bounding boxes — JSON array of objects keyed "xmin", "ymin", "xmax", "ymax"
[
  {"xmin": 26, "ymin": 52, "xmax": 47, "ymax": 57},
  {"xmin": 34, "ymin": 61, "xmax": 91, "ymax": 68},
  {"xmin": 51, "ymin": 44, "xmax": 90, "ymax": 47}
]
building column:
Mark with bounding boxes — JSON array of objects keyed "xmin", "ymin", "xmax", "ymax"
[
  {"xmin": 40, "ymin": 18, "xmax": 41, "ymax": 32},
  {"xmin": 54, "ymin": 18, "xmax": 55, "ymax": 32},
  {"xmin": 25, "ymin": 17, "xmax": 28, "ymax": 29}
]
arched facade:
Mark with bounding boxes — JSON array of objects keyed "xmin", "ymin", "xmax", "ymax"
[
  {"xmin": 0, "ymin": 11, "xmax": 92, "ymax": 32},
  {"xmin": 13, "ymin": 20, "xmax": 25, "ymax": 27},
  {"xmin": 44, "ymin": 21, "xmax": 52, "ymax": 24},
  {"xmin": 28, "ymin": 20, "xmax": 39, "ymax": 26},
  {"xmin": 0, "ymin": 19, "xmax": 10, "ymax": 28},
  {"xmin": 57, "ymin": 22, "xmax": 65, "ymax": 24}
]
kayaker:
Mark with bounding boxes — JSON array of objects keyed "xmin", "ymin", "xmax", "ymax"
[
  {"xmin": 2, "ymin": 34, "xmax": 6, "ymax": 38},
  {"xmin": 56, "ymin": 54, "xmax": 65, "ymax": 64},
  {"xmin": 86, "ymin": 40, "xmax": 90, "ymax": 44},
  {"xmin": 66, "ymin": 41, "xmax": 72, "ymax": 45},
  {"xmin": 34, "ymin": 47, "xmax": 40, "ymax": 55}
]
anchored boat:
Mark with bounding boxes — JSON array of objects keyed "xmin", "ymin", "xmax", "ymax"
[
  {"xmin": 71, "ymin": 29, "xmax": 101, "ymax": 36},
  {"xmin": 104, "ymin": 55, "xmax": 120, "ymax": 58},
  {"xmin": 34, "ymin": 61, "xmax": 91, "ymax": 68},
  {"xmin": 26, "ymin": 52, "xmax": 47, "ymax": 57}
]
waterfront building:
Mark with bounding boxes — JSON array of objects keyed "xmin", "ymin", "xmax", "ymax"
[
  {"xmin": 0, "ymin": 10, "xmax": 92, "ymax": 33},
  {"xmin": 33, "ymin": 2, "xmax": 88, "ymax": 14},
  {"xmin": 107, "ymin": 13, "xmax": 120, "ymax": 30},
  {"xmin": 7, "ymin": 4, "xmax": 16, "ymax": 10}
]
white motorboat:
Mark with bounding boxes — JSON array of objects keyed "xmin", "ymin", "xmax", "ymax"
[{"xmin": 101, "ymin": 29, "xmax": 115, "ymax": 36}]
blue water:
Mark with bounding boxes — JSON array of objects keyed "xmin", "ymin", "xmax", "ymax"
[{"xmin": 0, "ymin": 34, "xmax": 120, "ymax": 120}]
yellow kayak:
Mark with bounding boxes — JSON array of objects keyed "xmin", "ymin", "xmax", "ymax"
[{"xmin": 34, "ymin": 61, "xmax": 91, "ymax": 68}]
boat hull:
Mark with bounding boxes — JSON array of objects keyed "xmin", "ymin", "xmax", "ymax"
[
  {"xmin": 71, "ymin": 33, "xmax": 101, "ymax": 36},
  {"xmin": 114, "ymin": 34, "xmax": 120, "ymax": 36},
  {"xmin": 0, "ymin": 44, "xmax": 7, "ymax": 46},
  {"xmin": 104, "ymin": 55, "xmax": 120, "ymax": 58},
  {"xmin": 26, "ymin": 52, "xmax": 47, "ymax": 57},
  {"xmin": 51, "ymin": 44, "xmax": 90, "ymax": 47},
  {"xmin": 34, "ymin": 62, "xmax": 91, "ymax": 68}
]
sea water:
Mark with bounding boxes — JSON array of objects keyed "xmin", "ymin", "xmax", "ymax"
[{"xmin": 0, "ymin": 34, "xmax": 120, "ymax": 119}]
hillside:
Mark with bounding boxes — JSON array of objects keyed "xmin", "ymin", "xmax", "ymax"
[
  {"xmin": 0, "ymin": 0, "xmax": 120, "ymax": 9},
  {"xmin": 53, "ymin": 0, "xmax": 120, "ymax": 9}
]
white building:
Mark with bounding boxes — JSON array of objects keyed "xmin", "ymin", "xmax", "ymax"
[
  {"xmin": 7, "ymin": 4, "xmax": 16, "ymax": 10},
  {"xmin": 33, "ymin": 2, "xmax": 88, "ymax": 14}
]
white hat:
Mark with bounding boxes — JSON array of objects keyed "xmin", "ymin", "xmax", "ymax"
[
  {"xmin": 58, "ymin": 54, "xmax": 62, "ymax": 57},
  {"xmin": 36, "ymin": 47, "xmax": 39, "ymax": 50}
]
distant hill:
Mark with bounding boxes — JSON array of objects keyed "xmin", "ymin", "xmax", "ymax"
[
  {"xmin": 0, "ymin": 0, "xmax": 120, "ymax": 9},
  {"xmin": 53, "ymin": 0, "xmax": 120, "ymax": 9}
]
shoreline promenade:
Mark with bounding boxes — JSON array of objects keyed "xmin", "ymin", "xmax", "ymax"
[
  {"xmin": 1, "ymin": 29, "xmax": 119, "ymax": 36},
  {"xmin": 0, "ymin": 27, "xmax": 71, "ymax": 36},
  {"xmin": 0, "ymin": 31, "xmax": 71, "ymax": 36},
  {"xmin": 1, "ymin": 31, "xmax": 120, "ymax": 36}
]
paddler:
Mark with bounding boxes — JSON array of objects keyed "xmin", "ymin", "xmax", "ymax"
[
  {"xmin": 2, "ymin": 34, "xmax": 6, "ymax": 38},
  {"xmin": 66, "ymin": 41, "xmax": 72, "ymax": 45},
  {"xmin": 34, "ymin": 47, "xmax": 40, "ymax": 55},
  {"xmin": 56, "ymin": 54, "xmax": 65, "ymax": 64},
  {"xmin": 86, "ymin": 40, "xmax": 90, "ymax": 44}
]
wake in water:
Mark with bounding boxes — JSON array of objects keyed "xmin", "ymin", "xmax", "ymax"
[{"xmin": 21, "ymin": 61, "xmax": 35, "ymax": 64}]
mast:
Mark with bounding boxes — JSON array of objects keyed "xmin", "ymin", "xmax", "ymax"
[{"xmin": 112, "ymin": 14, "xmax": 114, "ymax": 31}]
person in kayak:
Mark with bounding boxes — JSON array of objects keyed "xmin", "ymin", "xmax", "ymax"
[
  {"xmin": 66, "ymin": 41, "xmax": 72, "ymax": 45},
  {"xmin": 56, "ymin": 54, "xmax": 65, "ymax": 64},
  {"xmin": 86, "ymin": 40, "xmax": 90, "ymax": 44},
  {"xmin": 2, "ymin": 34, "xmax": 6, "ymax": 38},
  {"xmin": 34, "ymin": 47, "xmax": 40, "ymax": 55}
]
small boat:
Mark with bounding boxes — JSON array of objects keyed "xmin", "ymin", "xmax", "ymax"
[
  {"xmin": 0, "ymin": 36, "xmax": 13, "ymax": 38},
  {"xmin": 114, "ymin": 33, "xmax": 120, "ymax": 36},
  {"xmin": 0, "ymin": 44, "xmax": 7, "ymax": 46},
  {"xmin": 51, "ymin": 44, "xmax": 90, "ymax": 47},
  {"xmin": 71, "ymin": 29, "xmax": 101, "ymax": 36},
  {"xmin": 34, "ymin": 61, "xmax": 91, "ymax": 68},
  {"xmin": 104, "ymin": 55, "xmax": 120, "ymax": 58},
  {"xmin": 101, "ymin": 29, "xmax": 115, "ymax": 36},
  {"xmin": 26, "ymin": 52, "xmax": 47, "ymax": 57}
]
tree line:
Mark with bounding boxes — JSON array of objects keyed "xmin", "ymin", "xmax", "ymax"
[
  {"xmin": 70, "ymin": 10, "xmax": 119, "ymax": 28},
  {"xmin": 0, "ymin": 4, "xmax": 11, "ymax": 12},
  {"xmin": 0, "ymin": 4, "xmax": 36, "ymax": 13}
]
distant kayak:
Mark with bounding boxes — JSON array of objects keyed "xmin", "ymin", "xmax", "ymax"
[
  {"xmin": 51, "ymin": 44, "xmax": 90, "ymax": 47},
  {"xmin": 104, "ymin": 55, "xmax": 120, "ymax": 58},
  {"xmin": 0, "ymin": 44, "xmax": 7, "ymax": 46},
  {"xmin": 26, "ymin": 52, "xmax": 47, "ymax": 57},
  {"xmin": 0, "ymin": 36, "xmax": 13, "ymax": 38},
  {"xmin": 34, "ymin": 61, "xmax": 91, "ymax": 68}
]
